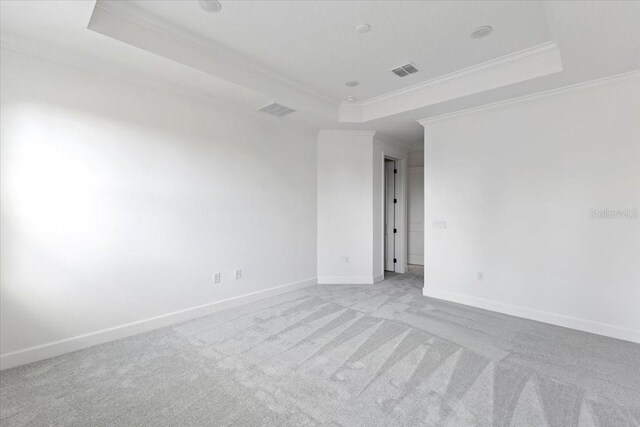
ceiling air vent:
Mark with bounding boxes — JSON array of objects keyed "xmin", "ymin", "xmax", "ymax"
[
  {"xmin": 391, "ymin": 63, "xmax": 419, "ymax": 77},
  {"xmin": 258, "ymin": 103, "xmax": 296, "ymax": 117}
]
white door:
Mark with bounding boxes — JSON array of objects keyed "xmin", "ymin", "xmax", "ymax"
[
  {"xmin": 408, "ymin": 167, "xmax": 424, "ymax": 265},
  {"xmin": 385, "ymin": 161, "xmax": 397, "ymax": 271}
]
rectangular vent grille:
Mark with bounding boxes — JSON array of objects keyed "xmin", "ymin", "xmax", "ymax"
[
  {"xmin": 258, "ymin": 103, "xmax": 296, "ymax": 117},
  {"xmin": 391, "ymin": 63, "xmax": 419, "ymax": 77}
]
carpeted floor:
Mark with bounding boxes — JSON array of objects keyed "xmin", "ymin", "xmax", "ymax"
[{"xmin": 1, "ymin": 272, "xmax": 639, "ymax": 426}]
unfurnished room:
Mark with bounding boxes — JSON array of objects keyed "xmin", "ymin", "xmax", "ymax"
[{"xmin": 0, "ymin": 1, "xmax": 639, "ymax": 426}]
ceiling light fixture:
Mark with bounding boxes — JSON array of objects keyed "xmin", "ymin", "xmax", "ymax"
[
  {"xmin": 356, "ymin": 24, "xmax": 371, "ymax": 34},
  {"xmin": 198, "ymin": 0, "xmax": 222, "ymax": 13},
  {"xmin": 470, "ymin": 25, "xmax": 493, "ymax": 39},
  {"xmin": 345, "ymin": 81, "xmax": 359, "ymax": 87}
]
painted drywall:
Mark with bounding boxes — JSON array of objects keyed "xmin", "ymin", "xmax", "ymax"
[
  {"xmin": 0, "ymin": 47, "xmax": 318, "ymax": 366},
  {"xmin": 317, "ymin": 131, "xmax": 408, "ymax": 284},
  {"xmin": 407, "ymin": 142, "xmax": 425, "ymax": 265},
  {"xmin": 408, "ymin": 142, "xmax": 424, "ymax": 168},
  {"xmin": 421, "ymin": 75, "xmax": 640, "ymax": 342},
  {"xmin": 317, "ymin": 131, "xmax": 375, "ymax": 284},
  {"xmin": 407, "ymin": 167, "xmax": 424, "ymax": 265},
  {"xmin": 372, "ymin": 135, "xmax": 410, "ymax": 278}
]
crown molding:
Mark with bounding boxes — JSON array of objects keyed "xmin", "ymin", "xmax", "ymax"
[
  {"xmin": 93, "ymin": 1, "xmax": 566, "ymax": 127},
  {"xmin": 93, "ymin": 0, "xmax": 336, "ymax": 106},
  {"xmin": 339, "ymin": 42, "xmax": 563, "ymax": 123},
  {"xmin": 368, "ymin": 42, "xmax": 559, "ymax": 106},
  {"xmin": 0, "ymin": 37, "xmax": 321, "ymax": 135},
  {"xmin": 418, "ymin": 69, "xmax": 640, "ymax": 126},
  {"xmin": 89, "ymin": 1, "xmax": 339, "ymax": 121}
]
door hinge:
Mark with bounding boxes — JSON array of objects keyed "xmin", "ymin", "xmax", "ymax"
[
  {"xmin": 394, "ymin": 168, "xmax": 397, "ymax": 174},
  {"xmin": 394, "ymin": 198, "xmax": 397, "ymax": 203},
  {"xmin": 393, "ymin": 228, "xmax": 397, "ymax": 233},
  {"xmin": 393, "ymin": 258, "xmax": 397, "ymax": 263}
]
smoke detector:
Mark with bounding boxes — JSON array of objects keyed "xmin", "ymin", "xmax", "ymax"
[
  {"xmin": 391, "ymin": 63, "xmax": 419, "ymax": 77},
  {"xmin": 258, "ymin": 103, "xmax": 296, "ymax": 117}
]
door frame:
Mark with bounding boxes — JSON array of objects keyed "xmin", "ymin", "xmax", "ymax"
[
  {"xmin": 384, "ymin": 160, "xmax": 397, "ymax": 272},
  {"xmin": 381, "ymin": 153, "xmax": 407, "ymax": 276}
]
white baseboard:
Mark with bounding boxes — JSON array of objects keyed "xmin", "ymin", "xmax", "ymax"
[
  {"xmin": 422, "ymin": 288, "xmax": 640, "ymax": 344},
  {"xmin": 0, "ymin": 277, "xmax": 317, "ymax": 371},
  {"xmin": 317, "ymin": 276, "xmax": 375, "ymax": 285},
  {"xmin": 373, "ymin": 274, "xmax": 384, "ymax": 283}
]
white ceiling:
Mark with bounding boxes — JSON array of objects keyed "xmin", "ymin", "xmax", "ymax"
[
  {"xmin": 1, "ymin": 1, "xmax": 639, "ymax": 146},
  {"xmin": 116, "ymin": 0, "xmax": 551, "ymax": 102}
]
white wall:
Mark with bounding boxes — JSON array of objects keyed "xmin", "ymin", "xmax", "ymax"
[
  {"xmin": 317, "ymin": 131, "xmax": 409, "ymax": 284},
  {"xmin": 0, "ymin": 47, "xmax": 318, "ymax": 367},
  {"xmin": 421, "ymin": 75, "xmax": 640, "ymax": 342},
  {"xmin": 408, "ymin": 141, "xmax": 424, "ymax": 168},
  {"xmin": 407, "ymin": 166, "xmax": 424, "ymax": 265},
  {"xmin": 407, "ymin": 142, "xmax": 425, "ymax": 265},
  {"xmin": 317, "ymin": 131, "xmax": 374, "ymax": 284},
  {"xmin": 373, "ymin": 135, "xmax": 410, "ymax": 277}
]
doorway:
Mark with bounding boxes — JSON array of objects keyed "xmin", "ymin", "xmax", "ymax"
[{"xmin": 384, "ymin": 158, "xmax": 399, "ymax": 272}]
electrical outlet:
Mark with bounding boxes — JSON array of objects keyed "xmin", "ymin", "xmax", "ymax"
[
  {"xmin": 234, "ymin": 269, "xmax": 242, "ymax": 280},
  {"xmin": 477, "ymin": 271, "xmax": 484, "ymax": 281},
  {"xmin": 213, "ymin": 272, "xmax": 221, "ymax": 284}
]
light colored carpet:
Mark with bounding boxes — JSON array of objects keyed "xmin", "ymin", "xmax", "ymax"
[{"xmin": 1, "ymin": 273, "xmax": 639, "ymax": 426}]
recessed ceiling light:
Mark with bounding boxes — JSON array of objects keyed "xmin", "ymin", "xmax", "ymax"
[
  {"xmin": 199, "ymin": 0, "xmax": 222, "ymax": 13},
  {"xmin": 470, "ymin": 26, "xmax": 493, "ymax": 39},
  {"xmin": 344, "ymin": 96, "xmax": 357, "ymax": 103},
  {"xmin": 356, "ymin": 24, "xmax": 371, "ymax": 34},
  {"xmin": 345, "ymin": 81, "xmax": 359, "ymax": 87}
]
